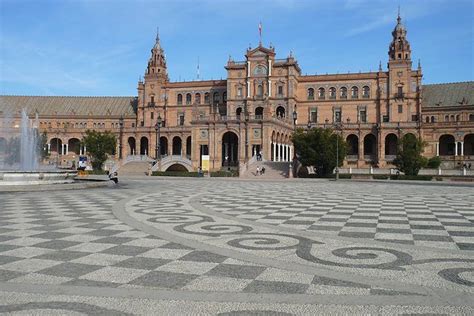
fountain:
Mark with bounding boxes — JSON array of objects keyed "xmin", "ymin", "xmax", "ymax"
[{"xmin": 0, "ymin": 109, "xmax": 76, "ymax": 185}]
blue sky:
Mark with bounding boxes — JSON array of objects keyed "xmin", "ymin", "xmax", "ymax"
[{"xmin": 0, "ymin": 0, "xmax": 472, "ymax": 96}]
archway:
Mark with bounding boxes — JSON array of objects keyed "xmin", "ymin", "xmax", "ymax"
[
  {"xmin": 166, "ymin": 163, "xmax": 188, "ymax": 172},
  {"xmin": 363, "ymin": 134, "xmax": 376, "ymax": 157},
  {"xmin": 186, "ymin": 136, "xmax": 191, "ymax": 157},
  {"xmin": 464, "ymin": 134, "xmax": 474, "ymax": 156},
  {"xmin": 128, "ymin": 137, "xmax": 136, "ymax": 155},
  {"xmin": 255, "ymin": 107, "xmax": 263, "ymax": 119},
  {"xmin": 160, "ymin": 137, "xmax": 168, "ymax": 156},
  {"xmin": 222, "ymin": 131, "xmax": 239, "ymax": 166},
  {"xmin": 140, "ymin": 137, "xmax": 149, "ymax": 155},
  {"xmin": 68, "ymin": 138, "xmax": 81, "ymax": 155},
  {"xmin": 276, "ymin": 106, "xmax": 286, "ymax": 118},
  {"xmin": 384, "ymin": 134, "xmax": 398, "ymax": 156},
  {"xmin": 439, "ymin": 134, "xmax": 455, "ymax": 156},
  {"xmin": 346, "ymin": 134, "xmax": 358, "ymax": 156},
  {"xmin": 50, "ymin": 138, "xmax": 62, "ymax": 155},
  {"xmin": 172, "ymin": 136, "xmax": 182, "ymax": 155}
]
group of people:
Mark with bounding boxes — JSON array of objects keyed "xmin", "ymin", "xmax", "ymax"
[
  {"xmin": 255, "ymin": 166, "xmax": 265, "ymax": 176},
  {"xmin": 460, "ymin": 162, "xmax": 472, "ymax": 170}
]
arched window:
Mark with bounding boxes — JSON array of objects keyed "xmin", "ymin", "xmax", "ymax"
[
  {"xmin": 186, "ymin": 93, "xmax": 192, "ymax": 105},
  {"xmin": 351, "ymin": 86, "xmax": 359, "ymax": 98},
  {"xmin": 213, "ymin": 92, "xmax": 219, "ymax": 105},
  {"xmin": 470, "ymin": 114, "xmax": 474, "ymax": 122},
  {"xmin": 362, "ymin": 86, "xmax": 370, "ymax": 98},
  {"xmin": 445, "ymin": 115, "xmax": 449, "ymax": 122},
  {"xmin": 195, "ymin": 93, "xmax": 201, "ymax": 104},
  {"xmin": 456, "ymin": 114, "xmax": 460, "ymax": 121},
  {"xmin": 237, "ymin": 86, "xmax": 243, "ymax": 97},
  {"xmin": 431, "ymin": 116, "xmax": 435, "ymax": 123},
  {"xmin": 425, "ymin": 116, "xmax": 430, "ymax": 123},
  {"xmin": 340, "ymin": 87, "xmax": 347, "ymax": 99},
  {"xmin": 204, "ymin": 92, "xmax": 210, "ymax": 104},
  {"xmin": 257, "ymin": 84, "xmax": 263, "ymax": 97},
  {"xmin": 255, "ymin": 107, "xmax": 264, "ymax": 119},
  {"xmin": 177, "ymin": 94, "xmax": 183, "ymax": 105},
  {"xmin": 236, "ymin": 107, "xmax": 242, "ymax": 119},
  {"xmin": 307, "ymin": 88, "xmax": 314, "ymax": 100},
  {"xmin": 318, "ymin": 88, "xmax": 325, "ymax": 99},
  {"xmin": 329, "ymin": 87, "xmax": 336, "ymax": 99}
]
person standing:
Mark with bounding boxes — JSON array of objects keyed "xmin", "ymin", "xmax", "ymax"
[{"xmin": 256, "ymin": 166, "xmax": 260, "ymax": 176}]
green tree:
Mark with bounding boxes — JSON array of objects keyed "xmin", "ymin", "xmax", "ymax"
[
  {"xmin": 37, "ymin": 131, "xmax": 49, "ymax": 159},
  {"xmin": 292, "ymin": 127, "xmax": 347, "ymax": 177},
  {"xmin": 81, "ymin": 130, "xmax": 116, "ymax": 170},
  {"xmin": 393, "ymin": 134, "xmax": 427, "ymax": 176}
]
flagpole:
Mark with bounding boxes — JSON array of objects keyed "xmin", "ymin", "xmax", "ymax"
[{"xmin": 259, "ymin": 22, "xmax": 262, "ymax": 46}]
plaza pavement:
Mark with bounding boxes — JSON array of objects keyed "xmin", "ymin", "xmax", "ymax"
[{"xmin": 0, "ymin": 178, "xmax": 473, "ymax": 315}]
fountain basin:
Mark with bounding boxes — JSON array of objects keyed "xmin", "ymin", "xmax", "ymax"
[{"xmin": 0, "ymin": 170, "xmax": 77, "ymax": 185}]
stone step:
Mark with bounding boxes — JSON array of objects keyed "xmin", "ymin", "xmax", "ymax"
[{"xmin": 119, "ymin": 161, "xmax": 150, "ymax": 175}]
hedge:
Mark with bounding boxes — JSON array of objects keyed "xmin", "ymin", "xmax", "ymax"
[
  {"xmin": 210, "ymin": 171, "xmax": 239, "ymax": 177},
  {"xmin": 152, "ymin": 171, "xmax": 199, "ymax": 177},
  {"xmin": 373, "ymin": 175, "xmax": 389, "ymax": 180},
  {"xmin": 389, "ymin": 175, "xmax": 433, "ymax": 181}
]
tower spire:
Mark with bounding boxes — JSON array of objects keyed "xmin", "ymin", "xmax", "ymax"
[
  {"xmin": 397, "ymin": 5, "xmax": 401, "ymax": 23},
  {"xmin": 258, "ymin": 21, "xmax": 262, "ymax": 46}
]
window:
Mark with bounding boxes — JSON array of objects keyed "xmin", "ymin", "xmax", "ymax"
[
  {"xmin": 445, "ymin": 115, "xmax": 449, "ymax": 122},
  {"xmin": 397, "ymin": 86, "xmax": 403, "ymax": 98},
  {"xmin": 151, "ymin": 112, "xmax": 154, "ymax": 120},
  {"xmin": 310, "ymin": 108, "xmax": 317, "ymax": 123},
  {"xmin": 470, "ymin": 114, "xmax": 474, "ymax": 121},
  {"xmin": 383, "ymin": 115, "xmax": 389, "ymax": 122},
  {"xmin": 329, "ymin": 87, "xmax": 336, "ymax": 99},
  {"xmin": 237, "ymin": 87, "xmax": 242, "ymax": 97},
  {"xmin": 204, "ymin": 92, "xmax": 210, "ymax": 104},
  {"xmin": 257, "ymin": 84, "xmax": 263, "ymax": 97},
  {"xmin": 150, "ymin": 95, "xmax": 155, "ymax": 104},
  {"xmin": 334, "ymin": 108, "xmax": 341, "ymax": 122},
  {"xmin": 277, "ymin": 85, "xmax": 283, "ymax": 96},
  {"xmin": 340, "ymin": 87, "xmax": 347, "ymax": 99},
  {"xmin": 362, "ymin": 86, "xmax": 370, "ymax": 98},
  {"xmin": 195, "ymin": 93, "xmax": 201, "ymax": 104},
  {"xmin": 213, "ymin": 92, "xmax": 219, "ymax": 105},
  {"xmin": 431, "ymin": 116, "xmax": 435, "ymax": 123},
  {"xmin": 178, "ymin": 113, "xmax": 185, "ymax": 126},
  {"xmin": 359, "ymin": 109, "xmax": 367, "ymax": 123},
  {"xmin": 186, "ymin": 93, "xmax": 192, "ymax": 105},
  {"xmin": 307, "ymin": 88, "xmax": 314, "ymax": 100},
  {"xmin": 318, "ymin": 88, "xmax": 325, "ymax": 99},
  {"xmin": 398, "ymin": 104, "xmax": 403, "ymax": 113},
  {"xmin": 411, "ymin": 115, "xmax": 419, "ymax": 122},
  {"xmin": 223, "ymin": 92, "xmax": 227, "ymax": 102},
  {"xmin": 425, "ymin": 116, "xmax": 430, "ymax": 123},
  {"xmin": 351, "ymin": 86, "xmax": 358, "ymax": 99},
  {"xmin": 177, "ymin": 94, "xmax": 183, "ymax": 105}
]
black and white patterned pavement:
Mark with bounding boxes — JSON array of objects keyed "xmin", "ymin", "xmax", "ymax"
[{"xmin": 0, "ymin": 178, "xmax": 473, "ymax": 315}]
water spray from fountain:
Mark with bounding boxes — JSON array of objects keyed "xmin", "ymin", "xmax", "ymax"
[{"xmin": 20, "ymin": 109, "xmax": 39, "ymax": 171}]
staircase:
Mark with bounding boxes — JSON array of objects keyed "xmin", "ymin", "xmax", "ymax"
[
  {"xmin": 118, "ymin": 161, "xmax": 150, "ymax": 176},
  {"xmin": 241, "ymin": 159, "xmax": 290, "ymax": 179}
]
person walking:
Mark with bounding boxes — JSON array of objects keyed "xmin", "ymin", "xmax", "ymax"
[
  {"xmin": 256, "ymin": 166, "xmax": 260, "ymax": 176},
  {"xmin": 261, "ymin": 166, "xmax": 265, "ymax": 175}
]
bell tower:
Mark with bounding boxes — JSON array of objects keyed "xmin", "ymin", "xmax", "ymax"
[
  {"xmin": 137, "ymin": 29, "xmax": 169, "ymax": 129},
  {"xmin": 388, "ymin": 10, "xmax": 412, "ymax": 68}
]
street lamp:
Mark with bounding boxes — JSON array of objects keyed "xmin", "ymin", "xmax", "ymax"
[
  {"xmin": 292, "ymin": 109, "xmax": 297, "ymax": 125},
  {"xmin": 244, "ymin": 106, "xmax": 249, "ymax": 163},
  {"xmin": 118, "ymin": 115, "xmax": 124, "ymax": 160},
  {"xmin": 307, "ymin": 121, "xmax": 311, "ymax": 131},
  {"xmin": 333, "ymin": 122, "xmax": 343, "ymax": 181},
  {"xmin": 155, "ymin": 115, "xmax": 162, "ymax": 161}
]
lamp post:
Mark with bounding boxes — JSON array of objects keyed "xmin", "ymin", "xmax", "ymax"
[
  {"xmin": 155, "ymin": 115, "xmax": 162, "ymax": 162},
  {"xmin": 118, "ymin": 115, "xmax": 124, "ymax": 160},
  {"xmin": 292, "ymin": 109, "xmax": 297, "ymax": 125},
  {"xmin": 334, "ymin": 122, "xmax": 343, "ymax": 180},
  {"xmin": 244, "ymin": 106, "xmax": 249, "ymax": 163}
]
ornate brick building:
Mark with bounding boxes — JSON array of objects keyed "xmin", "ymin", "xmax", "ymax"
[{"xmin": 1, "ymin": 14, "xmax": 473, "ymax": 172}]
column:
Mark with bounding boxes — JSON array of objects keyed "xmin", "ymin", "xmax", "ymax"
[
  {"xmin": 61, "ymin": 144, "xmax": 64, "ymax": 155},
  {"xmin": 455, "ymin": 142, "xmax": 458, "ymax": 156},
  {"xmin": 47, "ymin": 143, "xmax": 51, "ymax": 154},
  {"xmin": 285, "ymin": 145, "xmax": 288, "ymax": 161},
  {"xmin": 460, "ymin": 142, "xmax": 464, "ymax": 156},
  {"xmin": 436, "ymin": 142, "xmax": 439, "ymax": 156},
  {"xmin": 289, "ymin": 146, "xmax": 292, "ymax": 161},
  {"xmin": 84, "ymin": 146, "xmax": 87, "ymax": 155},
  {"xmin": 273, "ymin": 142, "xmax": 276, "ymax": 162},
  {"xmin": 65, "ymin": 143, "xmax": 69, "ymax": 155}
]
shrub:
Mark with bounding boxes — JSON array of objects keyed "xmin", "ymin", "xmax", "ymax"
[
  {"xmin": 152, "ymin": 171, "xmax": 199, "ymax": 177},
  {"xmin": 390, "ymin": 175, "xmax": 432, "ymax": 181},
  {"xmin": 427, "ymin": 156, "xmax": 442, "ymax": 169},
  {"xmin": 210, "ymin": 170, "xmax": 239, "ymax": 177}
]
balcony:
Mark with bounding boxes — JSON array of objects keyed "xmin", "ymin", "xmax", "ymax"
[
  {"xmin": 394, "ymin": 93, "xmax": 405, "ymax": 100},
  {"xmin": 147, "ymin": 102, "xmax": 156, "ymax": 107}
]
